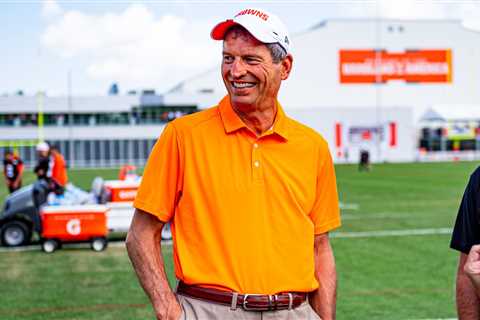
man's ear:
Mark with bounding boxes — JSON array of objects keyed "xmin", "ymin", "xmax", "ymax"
[{"xmin": 281, "ymin": 54, "xmax": 293, "ymax": 80}]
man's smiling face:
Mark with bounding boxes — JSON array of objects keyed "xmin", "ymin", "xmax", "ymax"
[{"xmin": 221, "ymin": 27, "xmax": 285, "ymax": 111}]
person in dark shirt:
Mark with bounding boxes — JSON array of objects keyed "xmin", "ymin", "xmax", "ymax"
[
  {"xmin": 450, "ymin": 166, "xmax": 480, "ymax": 319},
  {"xmin": 358, "ymin": 149, "xmax": 371, "ymax": 172},
  {"xmin": 3, "ymin": 149, "xmax": 24, "ymax": 193},
  {"xmin": 34, "ymin": 142, "xmax": 50, "ymax": 181}
]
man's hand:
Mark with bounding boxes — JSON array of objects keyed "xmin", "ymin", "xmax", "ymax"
[
  {"xmin": 465, "ymin": 245, "xmax": 480, "ymax": 288},
  {"xmin": 152, "ymin": 292, "xmax": 182, "ymax": 320},
  {"xmin": 12, "ymin": 179, "xmax": 19, "ymax": 189}
]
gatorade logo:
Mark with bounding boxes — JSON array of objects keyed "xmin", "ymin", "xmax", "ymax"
[
  {"xmin": 66, "ymin": 219, "xmax": 81, "ymax": 235},
  {"xmin": 235, "ymin": 9, "xmax": 269, "ymax": 21}
]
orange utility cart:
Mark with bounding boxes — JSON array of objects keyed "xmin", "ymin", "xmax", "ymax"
[{"xmin": 40, "ymin": 205, "xmax": 109, "ymax": 253}]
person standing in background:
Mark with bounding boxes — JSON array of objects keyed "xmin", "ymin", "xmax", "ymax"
[
  {"xmin": 34, "ymin": 142, "xmax": 50, "ymax": 181},
  {"xmin": 3, "ymin": 149, "xmax": 24, "ymax": 193},
  {"xmin": 451, "ymin": 166, "xmax": 480, "ymax": 319},
  {"xmin": 49, "ymin": 144, "xmax": 68, "ymax": 192}
]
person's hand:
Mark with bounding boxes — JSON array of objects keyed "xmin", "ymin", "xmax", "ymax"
[
  {"xmin": 154, "ymin": 293, "xmax": 182, "ymax": 320},
  {"xmin": 465, "ymin": 245, "xmax": 480, "ymax": 279}
]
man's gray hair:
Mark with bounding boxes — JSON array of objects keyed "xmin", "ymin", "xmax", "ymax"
[
  {"xmin": 225, "ymin": 25, "xmax": 288, "ymax": 64},
  {"xmin": 265, "ymin": 43, "xmax": 287, "ymax": 64}
]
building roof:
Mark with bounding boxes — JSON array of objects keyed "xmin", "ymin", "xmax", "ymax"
[
  {"xmin": 420, "ymin": 104, "xmax": 480, "ymax": 122},
  {"xmin": 0, "ymin": 95, "xmax": 140, "ymax": 114}
]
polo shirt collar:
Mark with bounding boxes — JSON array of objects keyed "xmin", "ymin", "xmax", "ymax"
[
  {"xmin": 219, "ymin": 95, "xmax": 290, "ymax": 141},
  {"xmin": 219, "ymin": 96, "xmax": 246, "ymax": 134}
]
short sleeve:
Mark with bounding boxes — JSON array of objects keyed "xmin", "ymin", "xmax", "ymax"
[
  {"xmin": 133, "ymin": 123, "xmax": 183, "ymax": 222},
  {"xmin": 450, "ymin": 169, "xmax": 480, "ymax": 254},
  {"xmin": 309, "ymin": 145, "xmax": 341, "ymax": 234}
]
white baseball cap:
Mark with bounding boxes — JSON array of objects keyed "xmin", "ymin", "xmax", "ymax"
[
  {"xmin": 211, "ymin": 8, "xmax": 291, "ymax": 54},
  {"xmin": 36, "ymin": 141, "xmax": 50, "ymax": 152}
]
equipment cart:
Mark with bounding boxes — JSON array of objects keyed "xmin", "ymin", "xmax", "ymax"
[{"xmin": 40, "ymin": 205, "xmax": 109, "ymax": 253}]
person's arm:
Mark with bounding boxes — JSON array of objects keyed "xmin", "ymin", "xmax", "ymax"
[
  {"xmin": 309, "ymin": 232, "xmax": 337, "ymax": 320},
  {"xmin": 126, "ymin": 209, "xmax": 181, "ymax": 320},
  {"xmin": 13, "ymin": 163, "xmax": 23, "ymax": 188},
  {"xmin": 457, "ymin": 251, "xmax": 480, "ymax": 319},
  {"xmin": 3, "ymin": 166, "xmax": 9, "ymax": 186},
  {"xmin": 3, "ymin": 169, "xmax": 9, "ymax": 186},
  {"xmin": 451, "ymin": 168, "xmax": 480, "ymax": 319}
]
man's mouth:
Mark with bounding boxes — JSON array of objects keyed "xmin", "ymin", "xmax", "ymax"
[{"xmin": 231, "ymin": 81, "xmax": 256, "ymax": 89}]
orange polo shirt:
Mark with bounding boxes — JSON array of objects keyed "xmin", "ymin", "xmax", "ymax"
[{"xmin": 134, "ymin": 96, "xmax": 341, "ymax": 294}]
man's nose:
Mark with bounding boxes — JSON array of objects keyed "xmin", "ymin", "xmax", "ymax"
[{"xmin": 230, "ymin": 59, "xmax": 247, "ymax": 78}]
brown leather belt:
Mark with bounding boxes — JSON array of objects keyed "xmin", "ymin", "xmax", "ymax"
[{"xmin": 177, "ymin": 281, "xmax": 308, "ymax": 311}]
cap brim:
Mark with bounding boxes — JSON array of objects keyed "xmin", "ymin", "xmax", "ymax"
[{"xmin": 211, "ymin": 19, "xmax": 238, "ymax": 40}]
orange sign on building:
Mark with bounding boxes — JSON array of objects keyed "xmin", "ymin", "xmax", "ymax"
[{"xmin": 339, "ymin": 49, "xmax": 452, "ymax": 83}]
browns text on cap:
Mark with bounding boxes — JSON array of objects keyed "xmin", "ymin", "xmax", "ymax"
[{"xmin": 211, "ymin": 8, "xmax": 291, "ymax": 54}]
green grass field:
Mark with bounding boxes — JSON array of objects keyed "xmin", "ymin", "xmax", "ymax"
[{"xmin": 0, "ymin": 162, "xmax": 478, "ymax": 319}]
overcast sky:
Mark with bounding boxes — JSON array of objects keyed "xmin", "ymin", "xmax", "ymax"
[{"xmin": 2, "ymin": 0, "xmax": 480, "ymax": 96}]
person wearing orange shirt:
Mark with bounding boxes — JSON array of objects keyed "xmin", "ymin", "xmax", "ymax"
[
  {"xmin": 48, "ymin": 145, "xmax": 68, "ymax": 193},
  {"xmin": 127, "ymin": 8, "xmax": 341, "ymax": 320}
]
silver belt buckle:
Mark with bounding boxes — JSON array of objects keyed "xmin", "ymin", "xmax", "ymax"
[{"xmin": 242, "ymin": 293, "xmax": 264, "ymax": 311}]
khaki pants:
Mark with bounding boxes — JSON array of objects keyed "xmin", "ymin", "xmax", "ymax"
[{"xmin": 177, "ymin": 294, "xmax": 321, "ymax": 320}]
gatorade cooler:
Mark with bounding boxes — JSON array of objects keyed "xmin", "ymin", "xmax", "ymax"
[
  {"xmin": 40, "ymin": 205, "xmax": 109, "ymax": 253},
  {"xmin": 103, "ymin": 180, "xmax": 140, "ymax": 202}
]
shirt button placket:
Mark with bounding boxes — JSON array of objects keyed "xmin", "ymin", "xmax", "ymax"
[{"xmin": 252, "ymin": 141, "xmax": 262, "ymax": 181}]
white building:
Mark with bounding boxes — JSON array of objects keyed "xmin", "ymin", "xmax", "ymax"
[
  {"xmin": 0, "ymin": 94, "xmax": 196, "ymax": 167},
  {"xmin": 2, "ymin": 19, "xmax": 480, "ymax": 166}
]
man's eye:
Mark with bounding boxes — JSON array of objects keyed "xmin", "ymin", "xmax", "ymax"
[
  {"xmin": 246, "ymin": 57, "xmax": 260, "ymax": 65},
  {"xmin": 223, "ymin": 56, "xmax": 234, "ymax": 63}
]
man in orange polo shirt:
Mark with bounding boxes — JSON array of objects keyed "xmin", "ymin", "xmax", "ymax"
[{"xmin": 127, "ymin": 8, "xmax": 341, "ymax": 320}]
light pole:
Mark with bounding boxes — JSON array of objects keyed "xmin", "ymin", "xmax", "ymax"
[
  {"xmin": 375, "ymin": 0, "xmax": 383, "ymax": 163},
  {"xmin": 68, "ymin": 70, "xmax": 74, "ymax": 168}
]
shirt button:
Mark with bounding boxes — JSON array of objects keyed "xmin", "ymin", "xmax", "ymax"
[
  {"xmin": 253, "ymin": 143, "xmax": 258, "ymax": 148},
  {"xmin": 254, "ymin": 161, "xmax": 260, "ymax": 167}
]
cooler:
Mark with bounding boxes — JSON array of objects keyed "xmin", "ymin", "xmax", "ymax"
[
  {"xmin": 103, "ymin": 180, "xmax": 140, "ymax": 202},
  {"xmin": 40, "ymin": 205, "xmax": 109, "ymax": 242}
]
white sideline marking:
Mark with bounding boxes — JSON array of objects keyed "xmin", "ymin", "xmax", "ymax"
[
  {"xmin": 339, "ymin": 202, "xmax": 359, "ymax": 210},
  {"xmin": 341, "ymin": 212, "xmax": 444, "ymax": 220},
  {"xmin": 0, "ymin": 244, "xmax": 40, "ymax": 252},
  {"xmin": 0, "ymin": 239, "xmax": 172, "ymax": 253},
  {"xmin": 0, "ymin": 229, "xmax": 454, "ymax": 252},
  {"xmin": 341, "ymin": 211, "xmax": 448, "ymax": 220},
  {"xmin": 332, "ymin": 228, "xmax": 452, "ymax": 239},
  {"xmin": 341, "ymin": 213, "xmax": 415, "ymax": 220}
]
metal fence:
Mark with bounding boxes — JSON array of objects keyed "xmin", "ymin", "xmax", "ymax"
[{"xmin": 1, "ymin": 138, "xmax": 157, "ymax": 169}]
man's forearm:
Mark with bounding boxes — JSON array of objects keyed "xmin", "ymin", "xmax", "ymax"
[
  {"xmin": 457, "ymin": 253, "xmax": 480, "ymax": 319},
  {"xmin": 310, "ymin": 233, "xmax": 337, "ymax": 320},
  {"xmin": 126, "ymin": 211, "xmax": 180, "ymax": 319},
  {"xmin": 458, "ymin": 272, "xmax": 480, "ymax": 319},
  {"xmin": 126, "ymin": 227, "xmax": 173, "ymax": 306}
]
